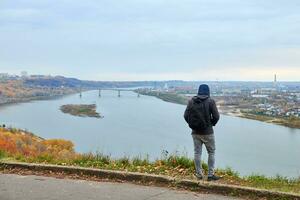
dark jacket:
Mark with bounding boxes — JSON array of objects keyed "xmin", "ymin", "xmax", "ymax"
[{"xmin": 184, "ymin": 85, "xmax": 220, "ymax": 135}]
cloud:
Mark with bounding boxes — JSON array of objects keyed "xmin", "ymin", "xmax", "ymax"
[{"xmin": 0, "ymin": 0, "xmax": 300, "ymax": 80}]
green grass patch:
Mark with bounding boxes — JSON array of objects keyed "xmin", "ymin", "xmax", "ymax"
[
  {"xmin": 0, "ymin": 150, "xmax": 7, "ymax": 159},
  {"xmin": 245, "ymin": 174, "xmax": 300, "ymax": 193},
  {"xmin": 2, "ymin": 150, "xmax": 300, "ymax": 195}
]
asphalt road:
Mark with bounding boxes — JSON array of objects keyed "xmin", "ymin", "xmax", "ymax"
[{"xmin": 0, "ymin": 174, "xmax": 243, "ymax": 200}]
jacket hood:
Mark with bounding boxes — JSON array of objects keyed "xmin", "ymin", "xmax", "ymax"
[
  {"xmin": 197, "ymin": 94, "xmax": 209, "ymax": 100},
  {"xmin": 192, "ymin": 94, "xmax": 209, "ymax": 102},
  {"xmin": 198, "ymin": 84, "xmax": 210, "ymax": 97}
]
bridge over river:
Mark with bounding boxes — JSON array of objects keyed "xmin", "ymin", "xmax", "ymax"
[{"xmin": 79, "ymin": 88, "xmax": 140, "ymax": 98}]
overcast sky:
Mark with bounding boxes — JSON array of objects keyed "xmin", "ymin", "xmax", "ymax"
[{"xmin": 0, "ymin": 0, "xmax": 300, "ymax": 81}]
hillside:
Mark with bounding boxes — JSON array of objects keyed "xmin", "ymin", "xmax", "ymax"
[
  {"xmin": 0, "ymin": 79, "xmax": 79, "ymax": 105},
  {"xmin": 23, "ymin": 75, "xmax": 188, "ymax": 89}
]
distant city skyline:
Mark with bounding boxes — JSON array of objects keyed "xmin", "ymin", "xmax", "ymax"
[{"xmin": 1, "ymin": 0, "xmax": 300, "ymax": 81}]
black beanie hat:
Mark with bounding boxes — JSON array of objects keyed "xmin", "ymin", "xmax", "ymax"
[{"xmin": 198, "ymin": 84, "xmax": 210, "ymax": 96}]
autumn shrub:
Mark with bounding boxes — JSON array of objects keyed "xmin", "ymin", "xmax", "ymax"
[
  {"xmin": 0, "ymin": 128, "xmax": 76, "ymax": 161},
  {"xmin": 42, "ymin": 139, "xmax": 74, "ymax": 155}
]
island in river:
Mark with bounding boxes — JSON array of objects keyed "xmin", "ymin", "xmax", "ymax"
[{"xmin": 60, "ymin": 104, "xmax": 102, "ymax": 118}]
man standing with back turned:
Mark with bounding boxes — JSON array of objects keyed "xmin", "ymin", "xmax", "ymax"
[{"xmin": 184, "ymin": 84, "xmax": 220, "ymax": 181}]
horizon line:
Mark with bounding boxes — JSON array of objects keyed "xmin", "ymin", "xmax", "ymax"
[{"xmin": 2, "ymin": 73, "xmax": 299, "ymax": 83}]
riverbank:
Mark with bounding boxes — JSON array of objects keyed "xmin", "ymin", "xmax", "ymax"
[
  {"xmin": 239, "ymin": 112, "xmax": 300, "ymax": 129},
  {"xmin": 0, "ymin": 79, "xmax": 81, "ymax": 107},
  {"xmin": 0, "ymin": 92, "xmax": 78, "ymax": 108},
  {"xmin": 0, "ymin": 127, "xmax": 300, "ymax": 196},
  {"xmin": 137, "ymin": 90, "xmax": 189, "ymax": 105},
  {"xmin": 137, "ymin": 90, "xmax": 300, "ymax": 129}
]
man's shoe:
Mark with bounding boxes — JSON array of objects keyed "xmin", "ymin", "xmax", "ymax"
[
  {"xmin": 207, "ymin": 175, "xmax": 221, "ymax": 181},
  {"xmin": 194, "ymin": 173, "xmax": 203, "ymax": 180}
]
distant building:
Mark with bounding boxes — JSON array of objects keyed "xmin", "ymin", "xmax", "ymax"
[
  {"xmin": 241, "ymin": 89, "xmax": 251, "ymax": 97},
  {"xmin": 252, "ymin": 94, "xmax": 269, "ymax": 98},
  {"xmin": 175, "ymin": 86, "xmax": 194, "ymax": 91},
  {"xmin": 163, "ymin": 83, "xmax": 169, "ymax": 91},
  {"xmin": 273, "ymin": 74, "xmax": 279, "ymax": 90},
  {"xmin": 258, "ymin": 88, "xmax": 277, "ymax": 95},
  {"xmin": 21, "ymin": 71, "xmax": 28, "ymax": 78},
  {"xmin": 0, "ymin": 73, "xmax": 9, "ymax": 79},
  {"xmin": 29, "ymin": 75, "xmax": 46, "ymax": 79},
  {"xmin": 296, "ymin": 93, "xmax": 300, "ymax": 102}
]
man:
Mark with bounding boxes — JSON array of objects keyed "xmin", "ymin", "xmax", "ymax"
[{"xmin": 184, "ymin": 84, "xmax": 220, "ymax": 181}]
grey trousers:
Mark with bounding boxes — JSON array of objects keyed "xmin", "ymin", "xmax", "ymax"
[{"xmin": 192, "ymin": 134, "xmax": 216, "ymax": 177}]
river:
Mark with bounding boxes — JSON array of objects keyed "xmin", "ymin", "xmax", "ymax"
[{"xmin": 0, "ymin": 90, "xmax": 299, "ymax": 178}]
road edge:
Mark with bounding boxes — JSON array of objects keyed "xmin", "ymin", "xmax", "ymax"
[{"xmin": 1, "ymin": 161, "xmax": 299, "ymax": 200}]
